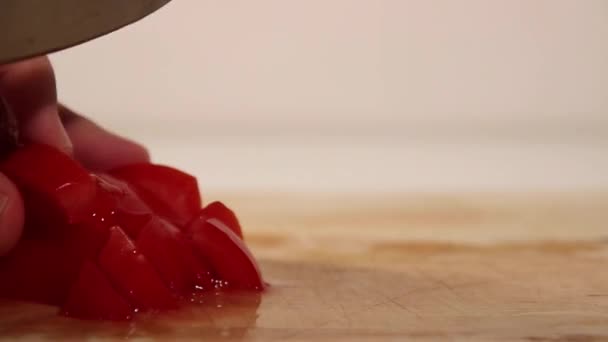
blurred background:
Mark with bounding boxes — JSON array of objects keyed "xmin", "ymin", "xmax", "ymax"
[{"xmin": 50, "ymin": 0, "xmax": 608, "ymax": 193}]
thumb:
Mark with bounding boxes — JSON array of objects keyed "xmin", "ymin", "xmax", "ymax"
[{"xmin": 0, "ymin": 172, "xmax": 23, "ymax": 256}]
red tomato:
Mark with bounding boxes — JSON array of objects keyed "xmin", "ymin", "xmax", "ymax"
[
  {"xmin": 110, "ymin": 163, "xmax": 201, "ymax": 227},
  {"xmin": 200, "ymin": 202, "xmax": 243, "ymax": 239},
  {"xmin": 0, "ymin": 144, "xmax": 265, "ymax": 321},
  {"xmin": 61, "ymin": 261, "xmax": 134, "ymax": 321},
  {"xmin": 93, "ymin": 174, "xmax": 154, "ymax": 238},
  {"xmin": 187, "ymin": 217, "xmax": 264, "ymax": 291},
  {"xmin": 136, "ymin": 217, "xmax": 213, "ymax": 294},
  {"xmin": 98, "ymin": 227, "xmax": 177, "ymax": 311}
]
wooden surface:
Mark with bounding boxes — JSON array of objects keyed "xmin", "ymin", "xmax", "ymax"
[{"xmin": 1, "ymin": 193, "xmax": 607, "ymax": 341}]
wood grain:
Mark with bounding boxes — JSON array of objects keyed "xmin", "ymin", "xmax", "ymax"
[{"xmin": 0, "ymin": 193, "xmax": 607, "ymax": 341}]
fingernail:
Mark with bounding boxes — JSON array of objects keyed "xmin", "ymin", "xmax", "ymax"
[
  {"xmin": 22, "ymin": 104, "xmax": 73, "ymax": 155},
  {"xmin": 57, "ymin": 118, "xmax": 74, "ymax": 155},
  {"xmin": 47, "ymin": 104, "xmax": 73, "ymax": 155},
  {"xmin": 45, "ymin": 104, "xmax": 73, "ymax": 154}
]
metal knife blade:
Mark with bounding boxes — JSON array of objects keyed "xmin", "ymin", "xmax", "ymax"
[{"xmin": 0, "ymin": 0, "xmax": 172, "ymax": 64}]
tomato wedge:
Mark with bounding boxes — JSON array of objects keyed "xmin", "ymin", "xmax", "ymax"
[
  {"xmin": 99, "ymin": 227, "xmax": 177, "ymax": 311},
  {"xmin": 61, "ymin": 261, "xmax": 134, "ymax": 321},
  {"xmin": 137, "ymin": 217, "xmax": 212, "ymax": 293},
  {"xmin": 93, "ymin": 174, "xmax": 154, "ymax": 238},
  {"xmin": 110, "ymin": 163, "xmax": 201, "ymax": 227},
  {"xmin": 187, "ymin": 217, "xmax": 264, "ymax": 290},
  {"xmin": 200, "ymin": 202, "xmax": 243, "ymax": 239}
]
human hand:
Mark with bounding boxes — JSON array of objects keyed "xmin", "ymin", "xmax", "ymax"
[{"xmin": 0, "ymin": 56, "xmax": 150, "ymax": 255}]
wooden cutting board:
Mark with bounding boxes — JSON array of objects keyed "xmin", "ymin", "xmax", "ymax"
[{"xmin": 1, "ymin": 193, "xmax": 607, "ymax": 341}]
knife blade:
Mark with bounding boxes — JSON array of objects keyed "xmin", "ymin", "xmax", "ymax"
[{"xmin": 0, "ymin": 0, "xmax": 172, "ymax": 64}]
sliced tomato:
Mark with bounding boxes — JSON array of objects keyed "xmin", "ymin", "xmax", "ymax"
[
  {"xmin": 136, "ymin": 218, "xmax": 211, "ymax": 295},
  {"xmin": 187, "ymin": 217, "xmax": 264, "ymax": 291},
  {"xmin": 200, "ymin": 202, "xmax": 243, "ymax": 239},
  {"xmin": 65, "ymin": 218, "xmax": 111, "ymax": 264},
  {"xmin": 180, "ymin": 243, "xmax": 214, "ymax": 291},
  {"xmin": 64, "ymin": 175, "xmax": 153, "ymax": 260},
  {"xmin": 98, "ymin": 227, "xmax": 177, "ymax": 311},
  {"xmin": 61, "ymin": 261, "xmax": 134, "ymax": 321},
  {"xmin": 110, "ymin": 163, "xmax": 201, "ymax": 227},
  {"xmin": 0, "ymin": 144, "xmax": 96, "ymax": 232},
  {"xmin": 0, "ymin": 143, "xmax": 265, "ymax": 321},
  {"xmin": 93, "ymin": 174, "xmax": 153, "ymax": 237}
]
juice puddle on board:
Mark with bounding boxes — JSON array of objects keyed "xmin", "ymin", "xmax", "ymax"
[{"xmin": 0, "ymin": 290, "xmax": 262, "ymax": 340}]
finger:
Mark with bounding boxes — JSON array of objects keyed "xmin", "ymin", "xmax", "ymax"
[
  {"xmin": 0, "ymin": 172, "xmax": 24, "ymax": 256},
  {"xmin": 0, "ymin": 57, "xmax": 72, "ymax": 154},
  {"xmin": 59, "ymin": 104, "xmax": 150, "ymax": 171}
]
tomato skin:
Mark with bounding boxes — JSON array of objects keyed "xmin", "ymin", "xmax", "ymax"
[
  {"xmin": 110, "ymin": 163, "xmax": 201, "ymax": 227},
  {"xmin": 187, "ymin": 217, "xmax": 264, "ymax": 291},
  {"xmin": 200, "ymin": 202, "xmax": 243, "ymax": 239}
]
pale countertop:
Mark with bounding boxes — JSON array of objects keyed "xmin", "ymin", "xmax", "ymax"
[{"xmin": 135, "ymin": 134, "xmax": 608, "ymax": 194}]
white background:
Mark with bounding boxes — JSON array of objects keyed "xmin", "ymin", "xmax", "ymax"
[{"xmin": 50, "ymin": 0, "xmax": 608, "ymax": 193}]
